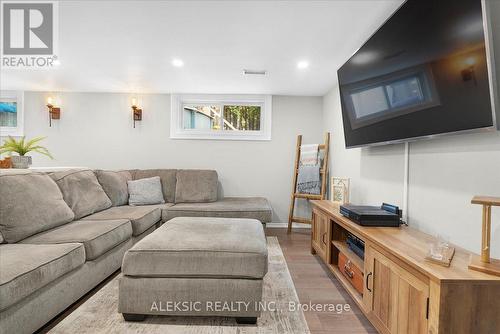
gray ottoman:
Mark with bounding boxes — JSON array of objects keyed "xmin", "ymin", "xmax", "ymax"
[{"xmin": 118, "ymin": 217, "xmax": 268, "ymax": 324}]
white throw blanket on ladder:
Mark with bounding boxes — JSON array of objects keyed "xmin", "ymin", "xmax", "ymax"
[
  {"xmin": 299, "ymin": 144, "xmax": 319, "ymax": 166},
  {"xmin": 297, "ymin": 144, "xmax": 321, "ymax": 194}
]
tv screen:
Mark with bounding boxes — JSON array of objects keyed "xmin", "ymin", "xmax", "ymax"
[{"xmin": 338, "ymin": 0, "xmax": 497, "ymax": 148}]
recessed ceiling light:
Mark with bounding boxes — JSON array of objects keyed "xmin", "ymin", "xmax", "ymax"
[
  {"xmin": 297, "ymin": 61, "xmax": 309, "ymax": 69},
  {"xmin": 172, "ymin": 58, "xmax": 184, "ymax": 67}
]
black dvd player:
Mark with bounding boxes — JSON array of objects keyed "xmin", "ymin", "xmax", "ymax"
[{"xmin": 340, "ymin": 203, "xmax": 401, "ymax": 227}]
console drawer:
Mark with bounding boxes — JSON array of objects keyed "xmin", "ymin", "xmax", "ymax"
[{"xmin": 338, "ymin": 251, "xmax": 364, "ymax": 295}]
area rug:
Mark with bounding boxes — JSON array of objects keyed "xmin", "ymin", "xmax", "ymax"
[{"xmin": 50, "ymin": 237, "xmax": 310, "ymax": 334}]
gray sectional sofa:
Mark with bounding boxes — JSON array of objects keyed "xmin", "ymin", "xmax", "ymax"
[{"xmin": 0, "ymin": 168, "xmax": 272, "ymax": 334}]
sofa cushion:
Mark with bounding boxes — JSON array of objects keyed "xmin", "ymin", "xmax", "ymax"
[
  {"xmin": 127, "ymin": 176, "xmax": 165, "ymax": 206},
  {"xmin": 165, "ymin": 197, "xmax": 272, "ymax": 223},
  {"xmin": 175, "ymin": 169, "xmax": 218, "ymax": 203},
  {"xmin": 95, "ymin": 170, "xmax": 132, "ymax": 206},
  {"xmin": 154, "ymin": 203, "xmax": 176, "ymax": 222},
  {"xmin": 122, "ymin": 217, "xmax": 267, "ymax": 279},
  {"xmin": 0, "ymin": 173, "xmax": 75, "ymax": 243},
  {"xmin": 0, "ymin": 243, "xmax": 85, "ymax": 311},
  {"xmin": 131, "ymin": 169, "xmax": 177, "ymax": 203},
  {"xmin": 50, "ymin": 169, "xmax": 112, "ymax": 219},
  {"xmin": 21, "ymin": 219, "xmax": 132, "ymax": 260},
  {"xmin": 82, "ymin": 205, "xmax": 163, "ymax": 236}
]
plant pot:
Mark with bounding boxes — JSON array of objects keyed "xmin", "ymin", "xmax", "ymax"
[{"xmin": 11, "ymin": 156, "xmax": 32, "ymax": 169}]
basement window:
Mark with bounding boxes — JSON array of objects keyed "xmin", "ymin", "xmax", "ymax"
[
  {"xmin": 171, "ymin": 94, "xmax": 272, "ymax": 140},
  {"xmin": 0, "ymin": 91, "xmax": 24, "ymax": 136}
]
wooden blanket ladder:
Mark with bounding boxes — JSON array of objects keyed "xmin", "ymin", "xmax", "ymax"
[{"xmin": 287, "ymin": 132, "xmax": 330, "ymax": 233}]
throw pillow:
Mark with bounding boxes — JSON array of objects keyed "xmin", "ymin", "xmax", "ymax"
[
  {"xmin": 128, "ymin": 176, "xmax": 165, "ymax": 206},
  {"xmin": 131, "ymin": 169, "xmax": 176, "ymax": 203}
]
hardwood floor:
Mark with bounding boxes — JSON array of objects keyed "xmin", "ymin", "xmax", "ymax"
[
  {"xmin": 38, "ymin": 228, "xmax": 375, "ymax": 334},
  {"xmin": 266, "ymin": 228, "xmax": 376, "ymax": 334}
]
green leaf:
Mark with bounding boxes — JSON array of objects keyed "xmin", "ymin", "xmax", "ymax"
[
  {"xmin": 31, "ymin": 148, "xmax": 54, "ymax": 159},
  {"xmin": 25, "ymin": 136, "xmax": 46, "ymax": 151},
  {"xmin": 29, "ymin": 146, "xmax": 54, "ymax": 159},
  {"xmin": 18, "ymin": 136, "xmax": 26, "ymax": 155}
]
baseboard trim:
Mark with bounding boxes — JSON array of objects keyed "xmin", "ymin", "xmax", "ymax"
[{"xmin": 266, "ymin": 222, "xmax": 311, "ymax": 229}]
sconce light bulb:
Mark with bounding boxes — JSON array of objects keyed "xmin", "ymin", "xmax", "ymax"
[
  {"xmin": 47, "ymin": 97, "xmax": 53, "ymax": 105},
  {"xmin": 131, "ymin": 98, "xmax": 137, "ymax": 107}
]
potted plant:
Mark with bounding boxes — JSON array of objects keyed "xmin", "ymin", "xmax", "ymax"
[{"xmin": 0, "ymin": 136, "xmax": 53, "ymax": 168}]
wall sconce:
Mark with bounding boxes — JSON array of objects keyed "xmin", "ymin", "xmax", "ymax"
[
  {"xmin": 131, "ymin": 98, "xmax": 142, "ymax": 128},
  {"xmin": 46, "ymin": 97, "xmax": 61, "ymax": 127}
]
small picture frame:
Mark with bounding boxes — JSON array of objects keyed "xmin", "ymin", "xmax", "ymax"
[{"xmin": 330, "ymin": 177, "xmax": 350, "ymax": 206}]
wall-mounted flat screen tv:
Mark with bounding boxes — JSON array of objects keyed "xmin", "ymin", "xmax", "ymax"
[{"xmin": 338, "ymin": 0, "xmax": 498, "ymax": 148}]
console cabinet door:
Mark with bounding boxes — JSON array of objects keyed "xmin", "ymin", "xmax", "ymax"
[
  {"xmin": 364, "ymin": 246, "xmax": 429, "ymax": 334},
  {"xmin": 311, "ymin": 209, "xmax": 330, "ymax": 262}
]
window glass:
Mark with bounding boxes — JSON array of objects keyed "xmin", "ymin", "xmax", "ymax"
[
  {"xmin": 223, "ymin": 105, "xmax": 261, "ymax": 131},
  {"xmin": 183, "ymin": 105, "xmax": 221, "ymax": 130},
  {"xmin": 0, "ymin": 101, "xmax": 17, "ymax": 127}
]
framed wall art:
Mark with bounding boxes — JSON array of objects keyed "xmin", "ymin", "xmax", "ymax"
[{"xmin": 330, "ymin": 177, "xmax": 350, "ymax": 206}]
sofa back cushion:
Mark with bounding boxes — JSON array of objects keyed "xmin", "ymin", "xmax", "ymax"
[
  {"xmin": 50, "ymin": 169, "xmax": 112, "ymax": 219},
  {"xmin": 130, "ymin": 169, "xmax": 176, "ymax": 203},
  {"xmin": 0, "ymin": 173, "xmax": 75, "ymax": 243},
  {"xmin": 175, "ymin": 169, "xmax": 218, "ymax": 203},
  {"xmin": 95, "ymin": 170, "xmax": 132, "ymax": 206}
]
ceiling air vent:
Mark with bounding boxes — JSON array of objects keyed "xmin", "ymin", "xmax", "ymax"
[{"xmin": 243, "ymin": 69, "xmax": 267, "ymax": 75}]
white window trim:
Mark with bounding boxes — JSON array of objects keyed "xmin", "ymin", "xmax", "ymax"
[
  {"xmin": 170, "ymin": 94, "xmax": 272, "ymax": 141},
  {"xmin": 0, "ymin": 91, "xmax": 24, "ymax": 137}
]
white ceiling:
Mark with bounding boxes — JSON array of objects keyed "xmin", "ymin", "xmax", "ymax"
[{"xmin": 1, "ymin": 0, "xmax": 404, "ymax": 96}]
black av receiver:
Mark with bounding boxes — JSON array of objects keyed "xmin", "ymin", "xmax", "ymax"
[{"xmin": 340, "ymin": 203, "xmax": 401, "ymax": 227}]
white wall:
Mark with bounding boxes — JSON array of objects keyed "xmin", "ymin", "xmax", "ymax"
[
  {"xmin": 322, "ymin": 2, "xmax": 500, "ymax": 257},
  {"xmin": 19, "ymin": 92, "xmax": 323, "ymax": 223}
]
